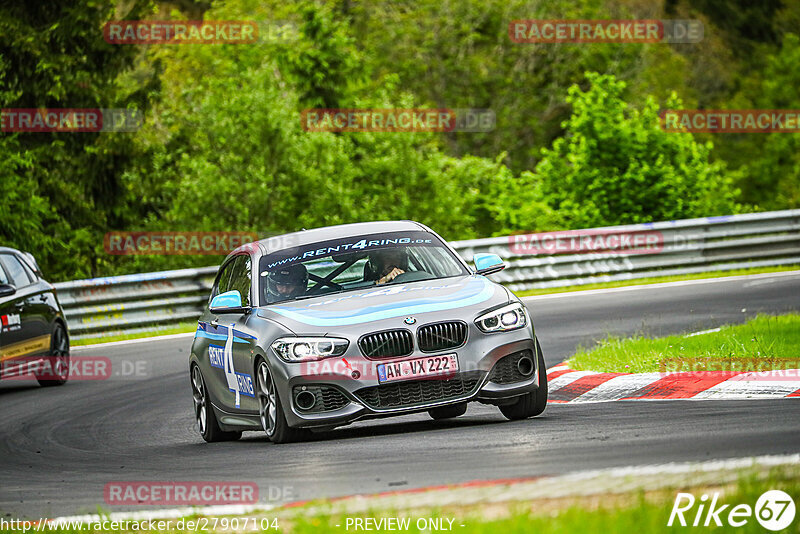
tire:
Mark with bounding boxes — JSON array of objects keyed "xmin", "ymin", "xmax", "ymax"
[
  {"xmin": 37, "ymin": 322, "xmax": 69, "ymax": 387},
  {"xmin": 255, "ymin": 358, "xmax": 309, "ymax": 444},
  {"xmin": 428, "ymin": 402, "xmax": 467, "ymax": 420},
  {"xmin": 190, "ymin": 364, "xmax": 241, "ymax": 443},
  {"xmin": 499, "ymin": 338, "xmax": 548, "ymax": 420}
]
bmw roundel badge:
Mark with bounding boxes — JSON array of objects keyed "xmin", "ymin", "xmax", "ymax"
[{"xmin": 403, "ymin": 317, "xmax": 416, "ymax": 325}]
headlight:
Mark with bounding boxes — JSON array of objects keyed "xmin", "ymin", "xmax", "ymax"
[
  {"xmin": 271, "ymin": 337, "xmax": 349, "ymax": 362},
  {"xmin": 475, "ymin": 303, "xmax": 527, "ymax": 333}
]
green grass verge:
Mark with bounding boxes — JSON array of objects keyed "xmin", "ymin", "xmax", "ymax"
[
  {"xmin": 567, "ymin": 313, "xmax": 800, "ymax": 373},
  {"xmin": 514, "ymin": 265, "xmax": 799, "ymax": 297},
  {"xmin": 17, "ymin": 466, "xmax": 799, "ymax": 533},
  {"xmin": 71, "ymin": 322, "xmax": 197, "ymax": 347},
  {"xmin": 288, "ymin": 468, "xmax": 800, "ymax": 534}
]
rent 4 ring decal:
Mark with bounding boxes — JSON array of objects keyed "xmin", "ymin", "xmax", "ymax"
[
  {"xmin": 209, "ymin": 345, "xmax": 225, "ymax": 369},
  {"xmin": 234, "ymin": 374, "xmax": 255, "ymax": 398},
  {"xmin": 208, "ymin": 336, "xmax": 254, "ymax": 406},
  {"xmin": 263, "ymin": 232, "xmax": 435, "ymax": 269}
]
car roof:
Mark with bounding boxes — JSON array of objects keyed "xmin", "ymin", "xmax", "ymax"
[
  {"xmin": 232, "ymin": 220, "xmax": 431, "ymax": 257},
  {"xmin": 0, "ymin": 247, "xmax": 41, "ymax": 276}
]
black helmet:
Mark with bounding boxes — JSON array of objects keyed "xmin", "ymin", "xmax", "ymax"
[{"xmin": 266, "ymin": 263, "xmax": 308, "ymax": 301}]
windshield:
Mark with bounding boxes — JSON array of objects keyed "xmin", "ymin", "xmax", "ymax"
[{"xmin": 259, "ymin": 231, "xmax": 468, "ymax": 305}]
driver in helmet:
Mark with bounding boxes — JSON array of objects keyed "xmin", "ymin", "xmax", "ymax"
[
  {"xmin": 368, "ymin": 248, "xmax": 408, "ymax": 285},
  {"xmin": 267, "ymin": 263, "xmax": 308, "ymax": 301}
]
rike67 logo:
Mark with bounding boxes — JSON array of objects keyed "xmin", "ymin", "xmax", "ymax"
[{"xmin": 669, "ymin": 490, "xmax": 796, "ymax": 531}]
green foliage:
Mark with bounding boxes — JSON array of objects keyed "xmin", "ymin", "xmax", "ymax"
[
  {"xmin": 110, "ymin": 2, "xmax": 525, "ymax": 276},
  {"xmin": 536, "ymin": 73, "xmax": 738, "ymax": 228},
  {"xmin": 3, "ymin": 0, "xmax": 797, "ymax": 282},
  {"xmin": 730, "ymin": 33, "xmax": 800, "ymax": 210},
  {"xmin": 348, "ymin": 0, "xmax": 663, "ymax": 173},
  {"xmin": 278, "ymin": 3, "xmax": 365, "ymax": 108},
  {"xmin": 0, "ymin": 138, "xmax": 51, "ymax": 250},
  {"xmin": 0, "ymin": 1, "xmax": 154, "ymax": 279}
]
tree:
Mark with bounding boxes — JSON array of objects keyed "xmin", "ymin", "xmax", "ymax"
[
  {"xmin": 0, "ymin": 0, "xmax": 154, "ymax": 279},
  {"xmin": 536, "ymin": 72, "xmax": 738, "ymax": 229},
  {"xmin": 732, "ymin": 33, "xmax": 800, "ymax": 209}
]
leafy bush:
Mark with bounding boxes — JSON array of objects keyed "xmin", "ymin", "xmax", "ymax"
[{"xmin": 536, "ymin": 73, "xmax": 739, "ymax": 229}]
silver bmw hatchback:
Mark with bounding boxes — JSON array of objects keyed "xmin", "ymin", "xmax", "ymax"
[{"xmin": 189, "ymin": 221, "xmax": 547, "ymax": 443}]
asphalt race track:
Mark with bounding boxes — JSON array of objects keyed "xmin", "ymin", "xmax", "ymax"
[{"xmin": 1, "ymin": 272, "xmax": 799, "ymax": 519}]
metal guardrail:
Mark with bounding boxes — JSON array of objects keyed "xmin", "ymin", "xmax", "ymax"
[{"xmin": 55, "ymin": 209, "xmax": 800, "ymax": 340}]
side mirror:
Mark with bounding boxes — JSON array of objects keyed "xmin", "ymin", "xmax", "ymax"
[
  {"xmin": 474, "ymin": 253, "xmax": 506, "ymax": 276},
  {"xmin": 0, "ymin": 284, "xmax": 15, "ymax": 298},
  {"xmin": 210, "ymin": 290, "xmax": 246, "ymax": 314}
]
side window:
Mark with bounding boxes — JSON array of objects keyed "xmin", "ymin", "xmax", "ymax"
[
  {"xmin": 210, "ymin": 260, "xmax": 237, "ymax": 304},
  {"xmin": 0, "ymin": 254, "xmax": 33, "ymax": 288},
  {"xmin": 228, "ymin": 256, "xmax": 252, "ymax": 307},
  {"xmin": 0, "ymin": 261, "xmax": 9, "ymax": 284}
]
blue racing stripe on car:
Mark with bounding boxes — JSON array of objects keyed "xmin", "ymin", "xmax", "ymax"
[
  {"xmin": 195, "ymin": 323, "xmax": 254, "ymax": 344},
  {"xmin": 269, "ymin": 278, "xmax": 496, "ymax": 326}
]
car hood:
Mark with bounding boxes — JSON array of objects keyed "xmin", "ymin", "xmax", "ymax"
[{"xmin": 256, "ymin": 275, "xmax": 508, "ymax": 332}]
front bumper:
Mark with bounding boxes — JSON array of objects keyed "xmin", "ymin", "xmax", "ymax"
[{"xmin": 273, "ymin": 333, "xmax": 539, "ymax": 429}]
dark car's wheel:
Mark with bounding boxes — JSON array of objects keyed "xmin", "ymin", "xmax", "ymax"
[
  {"xmin": 191, "ymin": 364, "xmax": 241, "ymax": 443},
  {"xmin": 428, "ymin": 402, "xmax": 467, "ymax": 420},
  {"xmin": 37, "ymin": 322, "xmax": 69, "ymax": 387},
  {"xmin": 256, "ymin": 359, "xmax": 309, "ymax": 444},
  {"xmin": 500, "ymin": 338, "xmax": 548, "ymax": 420}
]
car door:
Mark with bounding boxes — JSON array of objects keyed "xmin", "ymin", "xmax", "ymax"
[
  {"xmin": 203, "ymin": 255, "xmax": 258, "ymax": 413},
  {"xmin": 0, "ymin": 253, "xmax": 45, "ymax": 373},
  {"xmin": 15, "ymin": 257, "xmax": 54, "ymax": 342},
  {"xmin": 199, "ymin": 258, "xmax": 236, "ymax": 408},
  {"xmin": 220, "ymin": 255, "xmax": 259, "ymax": 413}
]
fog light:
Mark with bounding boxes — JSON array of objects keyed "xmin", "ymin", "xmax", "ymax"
[{"xmin": 295, "ymin": 390, "xmax": 316, "ymax": 410}]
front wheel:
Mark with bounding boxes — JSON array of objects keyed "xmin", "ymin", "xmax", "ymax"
[
  {"xmin": 499, "ymin": 338, "xmax": 548, "ymax": 420},
  {"xmin": 191, "ymin": 365, "xmax": 241, "ymax": 443},
  {"xmin": 256, "ymin": 359, "xmax": 309, "ymax": 444}
]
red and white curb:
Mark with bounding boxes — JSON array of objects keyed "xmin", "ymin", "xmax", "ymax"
[{"xmin": 546, "ymin": 363, "xmax": 800, "ymax": 403}]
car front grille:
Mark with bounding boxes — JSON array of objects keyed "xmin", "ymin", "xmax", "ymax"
[
  {"xmin": 489, "ymin": 350, "xmax": 535, "ymax": 384},
  {"xmin": 417, "ymin": 321, "xmax": 467, "ymax": 352},
  {"xmin": 358, "ymin": 329, "xmax": 413, "ymax": 359},
  {"xmin": 292, "ymin": 385, "xmax": 350, "ymax": 413},
  {"xmin": 354, "ymin": 372, "xmax": 482, "ymax": 410}
]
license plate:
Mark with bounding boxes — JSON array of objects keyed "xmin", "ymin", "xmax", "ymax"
[{"xmin": 377, "ymin": 354, "xmax": 459, "ymax": 383}]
